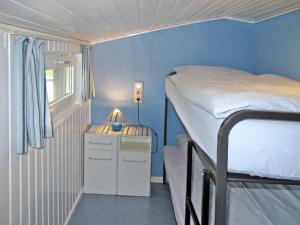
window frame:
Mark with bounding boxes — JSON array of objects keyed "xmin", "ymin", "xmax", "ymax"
[
  {"xmin": 45, "ymin": 52, "xmax": 82, "ymax": 119},
  {"xmin": 45, "ymin": 65, "xmax": 74, "ymax": 105}
]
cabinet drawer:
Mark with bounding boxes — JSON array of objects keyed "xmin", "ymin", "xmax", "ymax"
[
  {"xmin": 117, "ymin": 151, "xmax": 151, "ymax": 197},
  {"xmin": 85, "ymin": 134, "xmax": 117, "ymax": 150},
  {"xmin": 84, "ymin": 150, "xmax": 117, "ymax": 195}
]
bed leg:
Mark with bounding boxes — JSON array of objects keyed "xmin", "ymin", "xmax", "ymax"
[
  {"xmin": 163, "ymin": 165, "xmax": 167, "ymax": 184},
  {"xmin": 201, "ymin": 172, "xmax": 211, "ymax": 225},
  {"xmin": 163, "ymin": 96, "xmax": 168, "ymax": 185},
  {"xmin": 163, "ymin": 96, "xmax": 168, "ymax": 146},
  {"xmin": 185, "ymin": 141, "xmax": 193, "ymax": 225},
  {"xmin": 215, "ymin": 177, "xmax": 227, "ymax": 225},
  {"xmin": 215, "ymin": 135, "xmax": 229, "ymax": 225}
]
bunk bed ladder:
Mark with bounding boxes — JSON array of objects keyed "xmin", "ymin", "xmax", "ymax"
[{"xmin": 185, "ymin": 140, "xmax": 211, "ymax": 225}]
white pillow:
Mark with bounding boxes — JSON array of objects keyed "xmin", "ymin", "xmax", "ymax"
[{"xmin": 174, "ymin": 65, "xmax": 253, "ymax": 77}]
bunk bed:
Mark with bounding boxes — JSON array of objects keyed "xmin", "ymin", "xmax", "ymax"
[{"xmin": 163, "ymin": 66, "xmax": 300, "ymax": 225}]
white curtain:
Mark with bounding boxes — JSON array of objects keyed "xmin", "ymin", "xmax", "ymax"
[
  {"xmin": 81, "ymin": 45, "xmax": 96, "ymax": 100},
  {"xmin": 14, "ymin": 36, "xmax": 53, "ymax": 154}
]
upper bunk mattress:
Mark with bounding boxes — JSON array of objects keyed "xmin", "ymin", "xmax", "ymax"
[
  {"xmin": 171, "ymin": 66, "xmax": 300, "ymax": 118},
  {"xmin": 166, "ymin": 75, "xmax": 300, "ymax": 180}
]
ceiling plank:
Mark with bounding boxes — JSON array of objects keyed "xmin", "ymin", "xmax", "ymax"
[{"xmin": 0, "ymin": 0, "xmax": 299, "ymax": 42}]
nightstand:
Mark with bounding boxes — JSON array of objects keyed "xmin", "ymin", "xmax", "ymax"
[{"xmin": 84, "ymin": 124, "xmax": 152, "ymax": 197}]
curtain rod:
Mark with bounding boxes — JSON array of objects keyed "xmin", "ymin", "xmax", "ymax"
[{"xmin": 0, "ymin": 22, "xmax": 90, "ymax": 45}]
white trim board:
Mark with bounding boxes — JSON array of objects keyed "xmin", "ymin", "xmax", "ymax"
[
  {"xmin": 151, "ymin": 176, "xmax": 163, "ymax": 184},
  {"xmin": 63, "ymin": 189, "xmax": 83, "ymax": 225},
  {"xmin": 91, "ymin": 16, "xmax": 253, "ymax": 45},
  {"xmin": 0, "ymin": 22, "xmax": 89, "ymax": 44},
  {"xmin": 252, "ymin": 5, "xmax": 300, "ymax": 23}
]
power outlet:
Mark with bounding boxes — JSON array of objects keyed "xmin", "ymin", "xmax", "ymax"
[{"xmin": 134, "ymin": 81, "xmax": 144, "ymax": 103}]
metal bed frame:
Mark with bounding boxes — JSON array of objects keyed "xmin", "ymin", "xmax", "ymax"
[{"xmin": 163, "ymin": 71, "xmax": 300, "ymax": 225}]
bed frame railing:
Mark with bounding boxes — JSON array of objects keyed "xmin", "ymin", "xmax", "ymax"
[{"xmin": 163, "ymin": 72, "xmax": 300, "ymax": 225}]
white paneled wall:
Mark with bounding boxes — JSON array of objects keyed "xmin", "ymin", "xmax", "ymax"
[
  {"xmin": 0, "ymin": 29, "xmax": 10, "ymax": 225},
  {"xmin": 0, "ymin": 31, "xmax": 91, "ymax": 225},
  {"xmin": 10, "ymin": 101, "xmax": 90, "ymax": 225}
]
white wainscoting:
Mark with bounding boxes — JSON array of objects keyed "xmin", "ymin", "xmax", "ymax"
[
  {"xmin": 0, "ymin": 31, "xmax": 90, "ymax": 225},
  {"xmin": 9, "ymin": 101, "xmax": 91, "ymax": 225},
  {"xmin": 0, "ymin": 29, "xmax": 10, "ymax": 225}
]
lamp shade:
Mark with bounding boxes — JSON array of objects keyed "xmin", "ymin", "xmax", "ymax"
[{"xmin": 107, "ymin": 108, "xmax": 126, "ymax": 124}]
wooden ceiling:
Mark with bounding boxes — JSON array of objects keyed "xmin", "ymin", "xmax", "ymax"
[{"xmin": 0, "ymin": 0, "xmax": 299, "ymax": 43}]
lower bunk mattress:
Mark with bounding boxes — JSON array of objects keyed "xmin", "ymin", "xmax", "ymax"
[
  {"xmin": 163, "ymin": 145, "xmax": 300, "ymax": 225},
  {"xmin": 166, "ymin": 77, "xmax": 300, "ymax": 180}
]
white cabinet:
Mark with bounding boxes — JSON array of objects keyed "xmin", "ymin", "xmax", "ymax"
[
  {"xmin": 84, "ymin": 133, "xmax": 118, "ymax": 195},
  {"xmin": 84, "ymin": 150, "xmax": 117, "ymax": 194},
  {"xmin": 117, "ymin": 136, "xmax": 151, "ymax": 197},
  {"xmin": 84, "ymin": 124, "xmax": 152, "ymax": 197}
]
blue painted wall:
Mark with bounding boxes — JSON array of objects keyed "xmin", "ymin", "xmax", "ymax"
[
  {"xmin": 91, "ymin": 19, "xmax": 255, "ymax": 176},
  {"xmin": 91, "ymin": 11, "xmax": 300, "ymax": 176},
  {"xmin": 255, "ymin": 10, "xmax": 300, "ymax": 80}
]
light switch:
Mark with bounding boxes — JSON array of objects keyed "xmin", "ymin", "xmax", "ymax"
[{"xmin": 134, "ymin": 81, "xmax": 144, "ymax": 103}]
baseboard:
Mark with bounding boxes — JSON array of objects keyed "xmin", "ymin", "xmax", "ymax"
[
  {"xmin": 64, "ymin": 189, "xmax": 83, "ymax": 225},
  {"xmin": 151, "ymin": 176, "xmax": 163, "ymax": 183}
]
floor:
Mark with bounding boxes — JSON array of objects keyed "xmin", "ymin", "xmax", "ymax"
[{"xmin": 68, "ymin": 184, "xmax": 177, "ymax": 225}]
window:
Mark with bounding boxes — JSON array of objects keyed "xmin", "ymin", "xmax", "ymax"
[
  {"xmin": 45, "ymin": 53, "xmax": 75, "ymax": 104},
  {"xmin": 45, "ymin": 52, "xmax": 81, "ymax": 116},
  {"xmin": 46, "ymin": 66, "xmax": 74, "ymax": 103}
]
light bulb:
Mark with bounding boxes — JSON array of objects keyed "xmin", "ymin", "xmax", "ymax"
[{"xmin": 113, "ymin": 108, "xmax": 120, "ymax": 113}]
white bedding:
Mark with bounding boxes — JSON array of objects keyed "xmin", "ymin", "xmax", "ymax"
[
  {"xmin": 171, "ymin": 66, "xmax": 300, "ymax": 118},
  {"xmin": 163, "ymin": 145, "xmax": 300, "ymax": 225},
  {"xmin": 166, "ymin": 77, "xmax": 300, "ymax": 180},
  {"xmin": 163, "ymin": 146, "xmax": 186, "ymax": 225}
]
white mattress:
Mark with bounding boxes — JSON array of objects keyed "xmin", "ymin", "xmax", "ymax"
[
  {"xmin": 163, "ymin": 146, "xmax": 186, "ymax": 225},
  {"xmin": 166, "ymin": 77, "xmax": 300, "ymax": 180},
  {"xmin": 172, "ymin": 65, "xmax": 300, "ymax": 118},
  {"xmin": 163, "ymin": 145, "xmax": 300, "ymax": 225}
]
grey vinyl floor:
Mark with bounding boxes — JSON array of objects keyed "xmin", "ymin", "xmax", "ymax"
[{"xmin": 68, "ymin": 184, "xmax": 177, "ymax": 225}]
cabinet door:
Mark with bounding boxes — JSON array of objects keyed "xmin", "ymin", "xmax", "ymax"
[
  {"xmin": 84, "ymin": 150, "xmax": 117, "ymax": 195},
  {"xmin": 117, "ymin": 151, "xmax": 151, "ymax": 197}
]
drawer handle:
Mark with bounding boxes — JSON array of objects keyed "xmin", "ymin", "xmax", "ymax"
[
  {"xmin": 88, "ymin": 141, "xmax": 113, "ymax": 146},
  {"xmin": 88, "ymin": 157, "xmax": 112, "ymax": 161},
  {"xmin": 122, "ymin": 159, "xmax": 147, "ymax": 164}
]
